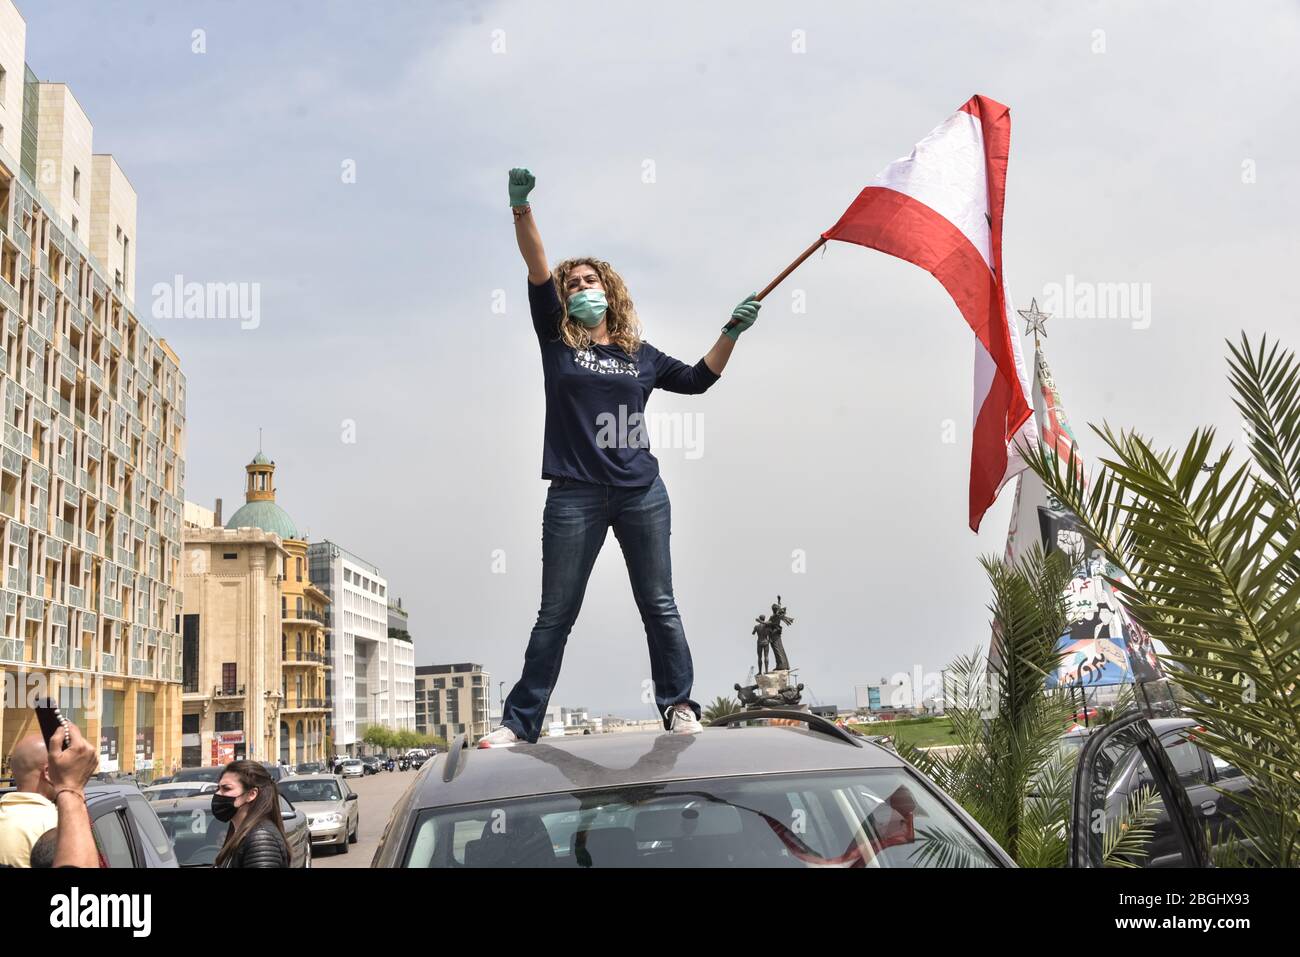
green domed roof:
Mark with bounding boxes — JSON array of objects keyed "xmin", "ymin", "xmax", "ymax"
[
  {"xmin": 225, "ymin": 500, "xmax": 299, "ymax": 539},
  {"xmin": 250, "ymin": 451, "xmax": 272, "ymax": 466}
]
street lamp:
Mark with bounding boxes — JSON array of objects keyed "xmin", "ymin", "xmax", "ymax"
[{"xmin": 368, "ymin": 688, "xmax": 386, "ymax": 755}]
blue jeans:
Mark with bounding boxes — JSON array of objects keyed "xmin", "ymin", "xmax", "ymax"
[{"xmin": 500, "ymin": 474, "xmax": 700, "ymax": 743}]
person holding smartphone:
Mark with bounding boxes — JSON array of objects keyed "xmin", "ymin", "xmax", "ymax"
[
  {"xmin": 0, "ymin": 716, "xmax": 99, "ymax": 868},
  {"xmin": 478, "ymin": 168, "xmax": 761, "ymax": 748}
]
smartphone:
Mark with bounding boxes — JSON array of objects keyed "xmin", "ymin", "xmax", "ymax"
[{"xmin": 33, "ymin": 698, "xmax": 70, "ymax": 749}]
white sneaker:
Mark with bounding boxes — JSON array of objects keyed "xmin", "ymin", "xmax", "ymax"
[
  {"xmin": 477, "ymin": 726, "xmax": 521, "ymax": 749},
  {"xmin": 665, "ymin": 704, "xmax": 703, "ymax": 734}
]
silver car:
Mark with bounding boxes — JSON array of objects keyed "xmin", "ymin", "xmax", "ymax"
[
  {"xmin": 151, "ymin": 793, "xmax": 312, "ymax": 868},
  {"xmin": 277, "ymin": 775, "xmax": 360, "ymax": 854}
]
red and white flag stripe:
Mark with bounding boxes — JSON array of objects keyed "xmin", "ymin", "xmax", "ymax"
[{"xmin": 822, "ymin": 95, "xmax": 1032, "ymax": 530}]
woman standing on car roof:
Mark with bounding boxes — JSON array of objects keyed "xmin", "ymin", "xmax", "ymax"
[
  {"xmin": 212, "ymin": 760, "xmax": 290, "ymax": 868},
  {"xmin": 478, "ymin": 169, "xmax": 760, "ymax": 749}
]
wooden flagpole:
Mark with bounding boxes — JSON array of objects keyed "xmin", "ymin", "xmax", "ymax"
[{"xmin": 723, "ymin": 236, "xmax": 827, "ymax": 335}]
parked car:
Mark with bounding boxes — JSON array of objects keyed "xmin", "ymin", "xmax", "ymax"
[
  {"xmin": 84, "ymin": 783, "xmax": 179, "ymax": 868},
  {"xmin": 142, "ymin": 781, "xmax": 219, "ymax": 802},
  {"xmin": 90, "ymin": 770, "xmax": 139, "ymax": 787},
  {"xmin": 171, "ymin": 766, "xmax": 224, "ymax": 784},
  {"xmin": 337, "ymin": 759, "xmax": 364, "ymax": 779},
  {"xmin": 171, "ymin": 761, "xmax": 292, "ymax": 784},
  {"xmin": 295, "ymin": 762, "xmax": 327, "ymax": 776},
  {"xmin": 277, "ymin": 775, "xmax": 360, "ymax": 854},
  {"xmin": 359, "ymin": 756, "xmax": 382, "ymax": 776},
  {"xmin": 1101, "ymin": 717, "xmax": 1255, "ymax": 865},
  {"xmin": 372, "ymin": 708, "xmax": 1209, "ymax": 868},
  {"xmin": 152, "ymin": 793, "xmax": 311, "ymax": 867}
]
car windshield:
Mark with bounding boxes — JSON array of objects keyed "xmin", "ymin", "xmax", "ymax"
[
  {"xmin": 280, "ymin": 780, "xmax": 342, "ymax": 803},
  {"xmin": 172, "ymin": 767, "xmax": 222, "ymax": 783},
  {"xmin": 402, "ymin": 770, "xmax": 1001, "ymax": 868}
]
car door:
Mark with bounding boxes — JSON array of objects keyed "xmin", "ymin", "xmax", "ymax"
[
  {"xmin": 125, "ymin": 793, "xmax": 179, "ymax": 867},
  {"xmin": 90, "ymin": 804, "xmax": 140, "ymax": 868},
  {"xmin": 280, "ymin": 797, "xmax": 307, "ymax": 867},
  {"xmin": 342, "ymin": 780, "xmax": 359, "ymax": 833},
  {"xmin": 1159, "ymin": 728, "xmax": 1221, "ymax": 842},
  {"xmin": 1070, "ymin": 710, "xmax": 1211, "ymax": 867},
  {"xmin": 1198, "ymin": 740, "xmax": 1254, "ymax": 845}
]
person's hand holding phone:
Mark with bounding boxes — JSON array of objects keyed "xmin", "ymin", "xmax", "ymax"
[{"xmin": 47, "ymin": 721, "xmax": 98, "ymax": 793}]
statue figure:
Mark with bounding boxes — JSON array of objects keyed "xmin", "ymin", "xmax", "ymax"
[
  {"xmin": 765, "ymin": 596, "xmax": 795, "ymax": 672},
  {"xmin": 752, "ymin": 615, "xmax": 771, "ymax": 673}
]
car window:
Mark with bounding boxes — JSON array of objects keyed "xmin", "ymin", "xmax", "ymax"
[
  {"xmin": 93, "ymin": 809, "xmax": 137, "ymax": 868},
  {"xmin": 1160, "ymin": 732, "xmax": 1207, "ymax": 787},
  {"xmin": 1208, "ymin": 752, "xmax": 1243, "ymax": 780},
  {"xmin": 280, "ymin": 780, "xmax": 343, "ymax": 803},
  {"xmin": 155, "ymin": 806, "xmax": 227, "ymax": 866},
  {"xmin": 402, "ymin": 771, "xmax": 1001, "ymax": 868},
  {"xmin": 126, "ymin": 795, "xmax": 176, "ymax": 863}
]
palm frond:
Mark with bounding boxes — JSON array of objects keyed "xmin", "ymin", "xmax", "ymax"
[{"xmin": 1102, "ymin": 785, "xmax": 1163, "ymax": 868}]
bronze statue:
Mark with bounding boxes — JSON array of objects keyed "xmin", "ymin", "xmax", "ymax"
[
  {"xmin": 765, "ymin": 596, "xmax": 795, "ymax": 672},
  {"xmin": 752, "ymin": 615, "xmax": 771, "ymax": 673},
  {"xmin": 736, "ymin": 595, "xmax": 802, "ymax": 709}
]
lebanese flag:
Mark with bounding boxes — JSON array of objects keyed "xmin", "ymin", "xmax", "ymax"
[{"xmin": 822, "ymin": 95, "xmax": 1032, "ymax": 530}]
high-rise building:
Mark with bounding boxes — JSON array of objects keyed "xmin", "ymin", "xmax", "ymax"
[
  {"xmin": 414, "ymin": 663, "xmax": 492, "ymax": 745},
  {"xmin": 0, "ymin": 0, "xmax": 186, "ymax": 779},
  {"xmin": 308, "ymin": 541, "xmax": 413, "ymax": 756}
]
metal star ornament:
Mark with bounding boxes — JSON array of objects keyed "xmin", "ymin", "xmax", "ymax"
[{"xmin": 1018, "ymin": 298, "xmax": 1051, "ymax": 340}]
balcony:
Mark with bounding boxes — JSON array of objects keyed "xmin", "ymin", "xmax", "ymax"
[
  {"xmin": 283, "ymin": 650, "xmax": 324, "ymax": 665},
  {"xmin": 281, "ymin": 697, "xmax": 326, "ymax": 711},
  {"xmin": 213, "ymin": 684, "xmax": 246, "ymax": 699},
  {"xmin": 282, "ymin": 609, "xmax": 326, "ymax": 626},
  {"xmin": 130, "ymin": 658, "xmax": 151, "ymax": 677}
]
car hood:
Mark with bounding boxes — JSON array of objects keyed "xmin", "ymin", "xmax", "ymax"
[{"xmin": 294, "ymin": 800, "xmax": 347, "ymax": 815}]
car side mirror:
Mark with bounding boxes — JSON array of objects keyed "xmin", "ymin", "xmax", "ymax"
[{"xmin": 346, "ymin": 792, "xmax": 358, "ymax": 801}]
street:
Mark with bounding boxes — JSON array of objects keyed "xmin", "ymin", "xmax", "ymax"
[{"xmin": 309, "ymin": 769, "xmax": 418, "ymax": 868}]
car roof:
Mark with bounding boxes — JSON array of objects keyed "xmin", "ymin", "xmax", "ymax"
[
  {"xmin": 84, "ymin": 783, "xmax": 143, "ymax": 802},
  {"xmin": 281, "ymin": 774, "xmax": 343, "ymax": 782},
  {"xmin": 411, "ymin": 725, "xmax": 904, "ymax": 808},
  {"xmin": 1148, "ymin": 717, "xmax": 1198, "ymax": 732}
]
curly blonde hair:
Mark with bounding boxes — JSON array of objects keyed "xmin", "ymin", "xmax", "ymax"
[{"xmin": 553, "ymin": 257, "xmax": 643, "ymax": 357}]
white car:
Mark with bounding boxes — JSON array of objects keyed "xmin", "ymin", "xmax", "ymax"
[
  {"xmin": 142, "ymin": 781, "xmax": 218, "ymax": 802},
  {"xmin": 338, "ymin": 759, "xmax": 364, "ymax": 778}
]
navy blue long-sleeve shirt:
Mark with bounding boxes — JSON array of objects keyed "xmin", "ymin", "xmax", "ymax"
[{"xmin": 529, "ymin": 276, "xmax": 720, "ymax": 485}]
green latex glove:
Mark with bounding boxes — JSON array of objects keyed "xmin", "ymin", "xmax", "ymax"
[
  {"xmin": 508, "ymin": 167, "xmax": 535, "ymax": 207},
  {"xmin": 722, "ymin": 292, "xmax": 761, "ymax": 341}
]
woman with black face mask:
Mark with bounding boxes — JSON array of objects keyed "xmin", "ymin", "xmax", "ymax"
[{"xmin": 211, "ymin": 760, "xmax": 290, "ymax": 868}]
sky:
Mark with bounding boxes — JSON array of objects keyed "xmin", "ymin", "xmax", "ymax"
[{"xmin": 18, "ymin": 0, "xmax": 1300, "ymax": 720}]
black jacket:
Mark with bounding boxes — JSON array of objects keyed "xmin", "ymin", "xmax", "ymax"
[{"xmin": 222, "ymin": 820, "xmax": 290, "ymax": 868}]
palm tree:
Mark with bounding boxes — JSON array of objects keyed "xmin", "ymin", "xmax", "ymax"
[
  {"xmin": 1018, "ymin": 332, "xmax": 1300, "ymax": 867},
  {"xmin": 897, "ymin": 546, "xmax": 1074, "ymax": 865},
  {"xmin": 702, "ymin": 695, "xmax": 743, "ymax": 723},
  {"xmin": 898, "ymin": 546, "xmax": 1161, "ymax": 867}
]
